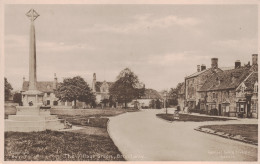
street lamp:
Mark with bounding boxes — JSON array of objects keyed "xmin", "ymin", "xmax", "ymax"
[{"xmin": 164, "ymin": 91, "xmax": 168, "ymax": 115}]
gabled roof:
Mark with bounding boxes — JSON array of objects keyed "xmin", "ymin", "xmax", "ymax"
[
  {"xmin": 244, "ymin": 72, "xmax": 258, "ymax": 91},
  {"xmin": 185, "ymin": 69, "xmax": 209, "ymax": 79},
  {"xmin": 22, "ymin": 81, "xmax": 56, "ymax": 93},
  {"xmin": 199, "ymin": 66, "xmax": 252, "ymax": 92},
  {"xmin": 141, "ymin": 88, "xmax": 163, "ymax": 99},
  {"xmin": 185, "ymin": 68, "xmax": 223, "ymax": 79},
  {"xmin": 95, "ymin": 81, "xmax": 114, "ymax": 92}
]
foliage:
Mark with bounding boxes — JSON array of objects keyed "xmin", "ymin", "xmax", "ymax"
[
  {"xmin": 149, "ymin": 99, "xmax": 162, "ymax": 109},
  {"xmin": 109, "ymin": 68, "xmax": 145, "ymax": 108},
  {"xmin": 168, "ymin": 82, "xmax": 184, "ymax": 106},
  {"xmin": 4, "ymin": 77, "xmax": 13, "ymax": 101},
  {"xmin": 54, "ymin": 76, "xmax": 95, "ymax": 108},
  {"xmin": 100, "ymin": 99, "xmax": 110, "ymax": 108},
  {"xmin": 156, "ymin": 113, "xmax": 233, "ymax": 122},
  {"xmin": 13, "ymin": 92, "xmax": 22, "ymax": 105}
]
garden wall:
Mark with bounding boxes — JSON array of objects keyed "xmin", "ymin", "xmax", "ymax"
[{"xmin": 50, "ymin": 108, "xmax": 126, "ymax": 116}]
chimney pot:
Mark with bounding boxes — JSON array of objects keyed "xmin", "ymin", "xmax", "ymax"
[
  {"xmin": 252, "ymin": 54, "xmax": 258, "ymax": 65},
  {"xmin": 197, "ymin": 65, "xmax": 200, "ymax": 72},
  {"xmin": 211, "ymin": 58, "xmax": 218, "ymax": 69},
  {"xmin": 201, "ymin": 64, "xmax": 206, "ymax": 71},
  {"xmin": 235, "ymin": 60, "xmax": 241, "ymax": 69}
]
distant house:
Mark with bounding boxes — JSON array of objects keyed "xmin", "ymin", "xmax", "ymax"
[
  {"xmin": 21, "ymin": 74, "xmax": 59, "ymax": 106},
  {"xmin": 91, "ymin": 73, "xmax": 114, "ymax": 104},
  {"xmin": 137, "ymin": 88, "xmax": 163, "ymax": 108},
  {"xmin": 198, "ymin": 54, "xmax": 258, "ymax": 118}
]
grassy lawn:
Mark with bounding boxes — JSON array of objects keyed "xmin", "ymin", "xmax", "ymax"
[
  {"xmin": 199, "ymin": 124, "xmax": 258, "ymax": 144},
  {"xmin": 4, "ymin": 109, "xmax": 133, "ymax": 161},
  {"xmin": 5, "ymin": 130, "xmax": 125, "ymax": 161},
  {"xmin": 156, "ymin": 113, "xmax": 234, "ymax": 122}
]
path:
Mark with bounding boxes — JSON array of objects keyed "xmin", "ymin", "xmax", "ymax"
[{"xmin": 108, "ymin": 109, "xmax": 258, "ymax": 161}]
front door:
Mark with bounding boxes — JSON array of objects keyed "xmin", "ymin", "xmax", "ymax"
[
  {"xmin": 247, "ymin": 101, "xmax": 251, "ymax": 117},
  {"xmin": 218, "ymin": 104, "xmax": 222, "ymax": 116}
]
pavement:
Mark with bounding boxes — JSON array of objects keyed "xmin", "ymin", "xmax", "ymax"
[{"xmin": 108, "ymin": 109, "xmax": 258, "ymax": 161}]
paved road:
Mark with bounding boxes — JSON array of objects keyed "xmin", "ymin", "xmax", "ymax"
[{"xmin": 108, "ymin": 109, "xmax": 258, "ymax": 161}]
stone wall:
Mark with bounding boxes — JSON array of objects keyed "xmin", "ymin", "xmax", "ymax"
[{"xmin": 50, "ymin": 108, "xmax": 125, "ymax": 116}]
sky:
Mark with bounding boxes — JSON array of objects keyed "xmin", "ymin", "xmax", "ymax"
[{"xmin": 4, "ymin": 4, "xmax": 258, "ymax": 91}]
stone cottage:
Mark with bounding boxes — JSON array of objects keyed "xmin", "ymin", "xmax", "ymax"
[
  {"xmin": 91, "ymin": 73, "xmax": 113, "ymax": 104},
  {"xmin": 185, "ymin": 58, "xmax": 222, "ymax": 110},
  {"xmin": 21, "ymin": 73, "xmax": 59, "ymax": 106},
  {"xmin": 198, "ymin": 54, "xmax": 258, "ymax": 118}
]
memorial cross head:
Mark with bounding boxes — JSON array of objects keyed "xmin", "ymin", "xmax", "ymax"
[{"xmin": 26, "ymin": 9, "xmax": 40, "ymax": 22}]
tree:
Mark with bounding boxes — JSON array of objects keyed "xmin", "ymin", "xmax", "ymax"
[
  {"xmin": 168, "ymin": 82, "xmax": 184, "ymax": 106},
  {"xmin": 13, "ymin": 92, "xmax": 22, "ymax": 105},
  {"xmin": 5, "ymin": 77, "xmax": 13, "ymax": 101},
  {"xmin": 109, "ymin": 68, "xmax": 145, "ymax": 108},
  {"xmin": 54, "ymin": 76, "xmax": 95, "ymax": 108}
]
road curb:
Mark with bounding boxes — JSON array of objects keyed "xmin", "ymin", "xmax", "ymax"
[
  {"xmin": 156, "ymin": 115, "xmax": 173, "ymax": 123},
  {"xmin": 106, "ymin": 118, "xmax": 127, "ymax": 161},
  {"xmin": 194, "ymin": 127, "xmax": 258, "ymax": 146}
]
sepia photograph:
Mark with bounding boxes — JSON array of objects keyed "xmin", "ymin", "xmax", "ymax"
[{"xmin": 1, "ymin": 0, "xmax": 259, "ymax": 162}]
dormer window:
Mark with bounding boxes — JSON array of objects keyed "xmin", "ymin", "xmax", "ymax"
[{"xmin": 241, "ymin": 86, "xmax": 245, "ymax": 93}]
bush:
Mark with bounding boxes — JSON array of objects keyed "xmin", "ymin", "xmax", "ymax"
[
  {"xmin": 189, "ymin": 108, "xmax": 206, "ymax": 114},
  {"xmin": 209, "ymin": 108, "xmax": 218, "ymax": 116}
]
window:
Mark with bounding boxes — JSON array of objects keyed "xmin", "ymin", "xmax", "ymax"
[
  {"xmin": 241, "ymin": 87, "xmax": 244, "ymax": 93},
  {"xmin": 254, "ymin": 82, "xmax": 258, "ymax": 93},
  {"xmin": 47, "ymin": 93, "xmax": 50, "ymax": 97},
  {"xmin": 252, "ymin": 101, "xmax": 257, "ymax": 113},
  {"xmin": 213, "ymin": 93, "xmax": 217, "ymax": 99},
  {"xmin": 240, "ymin": 104, "xmax": 244, "ymax": 112},
  {"xmin": 236, "ymin": 103, "xmax": 240, "ymax": 112}
]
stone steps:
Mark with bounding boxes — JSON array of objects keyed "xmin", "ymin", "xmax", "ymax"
[
  {"xmin": 8, "ymin": 115, "xmax": 58, "ymax": 121},
  {"xmin": 5, "ymin": 106, "xmax": 67, "ymax": 132},
  {"xmin": 5, "ymin": 119, "xmax": 65, "ymax": 131}
]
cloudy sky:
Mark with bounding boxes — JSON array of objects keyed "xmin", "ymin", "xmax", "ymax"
[{"xmin": 4, "ymin": 4, "xmax": 258, "ymax": 91}]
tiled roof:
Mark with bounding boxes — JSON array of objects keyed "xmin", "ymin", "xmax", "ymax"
[
  {"xmin": 199, "ymin": 66, "xmax": 252, "ymax": 92},
  {"xmin": 244, "ymin": 72, "xmax": 258, "ymax": 91},
  {"xmin": 185, "ymin": 69, "xmax": 209, "ymax": 79},
  {"xmin": 141, "ymin": 88, "xmax": 163, "ymax": 99},
  {"xmin": 22, "ymin": 81, "xmax": 56, "ymax": 93}
]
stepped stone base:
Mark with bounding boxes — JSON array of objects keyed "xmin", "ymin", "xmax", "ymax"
[{"xmin": 5, "ymin": 106, "xmax": 66, "ymax": 132}]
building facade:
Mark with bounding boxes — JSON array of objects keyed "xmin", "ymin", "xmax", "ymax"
[
  {"xmin": 198, "ymin": 54, "xmax": 258, "ymax": 118},
  {"xmin": 185, "ymin": 58, "xmax": 222, "ymax": 110},
  {"xmin": 21, "ymin": 74, "xmax": 59, "ymax": 106},
  {"xmin": 91, "ymin": 73, "xmax": 113, "ymax": 104}
]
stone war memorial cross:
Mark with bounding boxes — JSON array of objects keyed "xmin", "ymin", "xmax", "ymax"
[{"xmin": 5, "ymin": 9, "xmax": 66, "ymax": 132}]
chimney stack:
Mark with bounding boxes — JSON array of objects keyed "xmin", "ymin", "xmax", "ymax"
[
  {"xmin": 252, "ymin": 54, "xmax": 258, "ymax": 65},
  {"xmin": 211, "ymin": 58, "xmax": 218, "ymax": 69},
  {"xmin": 53, "ymin": 73, "xmax": 58, "ymax": 89},
  {"xmin": 197, "ymin": 65, "xmax": 200, "ymax": 72},
  {"xmin": 201, "ymin": 64, "xmax": 206, "ymax": 71},
  {"xmin": 92, "ymin": 73, "xmax": 96, "ymax": 93},
  {"xmin": 235, "ymin": 60, "xmax": 241, "ymax": 69}
]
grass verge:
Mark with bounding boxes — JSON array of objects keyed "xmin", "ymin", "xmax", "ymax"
[
  {"xmin": 156, "ymin": 113, "xmax": 234, "ymax": 122},
  {"xmin": 198, "ymin": 124, "xmax": 258, "ymax": 144},
  {"xmin": 5, "ymin": 130, "xmax": 125, "ymax": 161}
]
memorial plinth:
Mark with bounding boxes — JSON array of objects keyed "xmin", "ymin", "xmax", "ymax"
[{"xmin": 5, "ymin": 106, "xmax": 65, "ymax": 132}]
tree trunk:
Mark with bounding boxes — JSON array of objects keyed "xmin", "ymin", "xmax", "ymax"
[
  {"xmin": 125, "ymin": 101, "xmax": 127, "ymax": 109},
  {"xmin": 74, "ymin": 99, "xmax": 77, "ymax": 109}
]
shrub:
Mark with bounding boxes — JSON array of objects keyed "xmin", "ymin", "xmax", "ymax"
[{"xmin": 209, "ymin": 108, "xmax": 218, "ymax": 116}]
